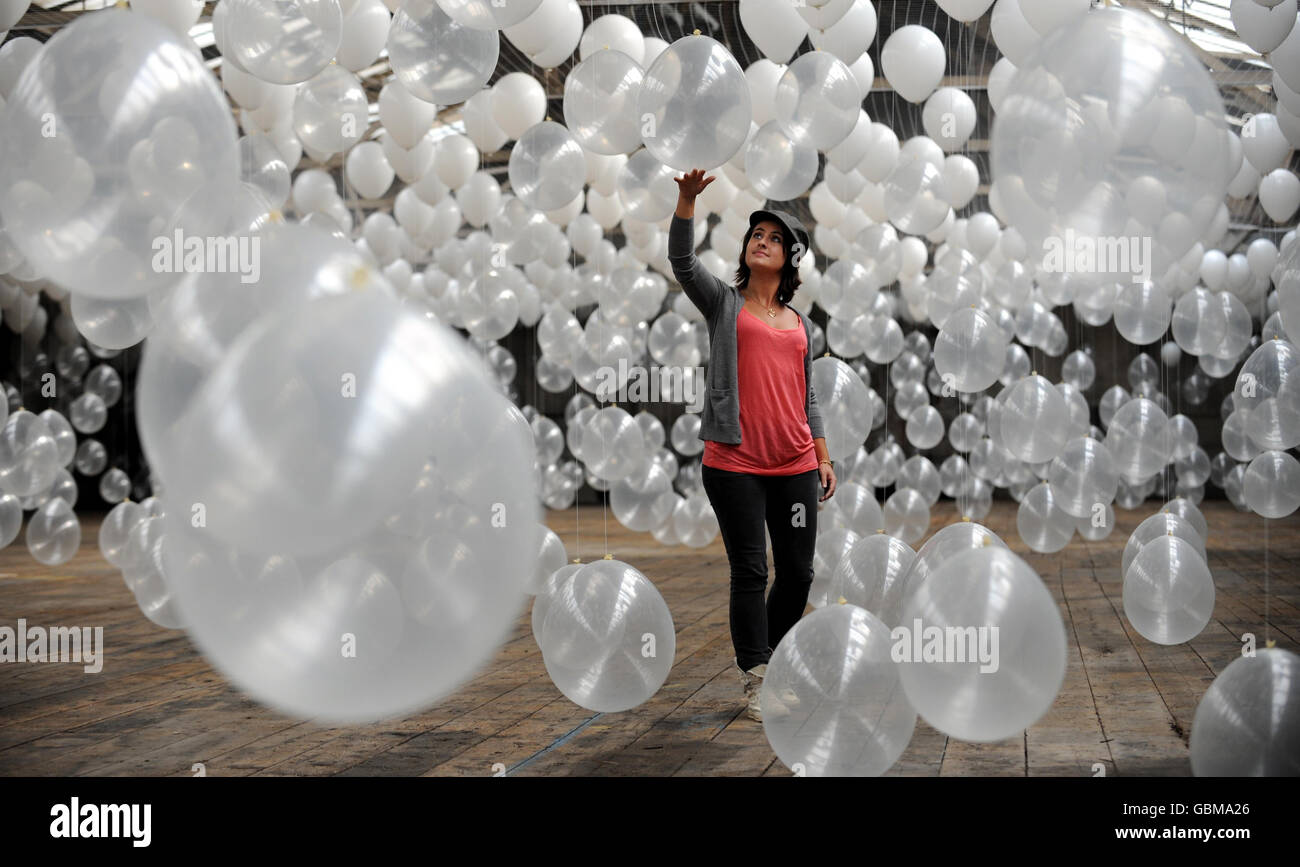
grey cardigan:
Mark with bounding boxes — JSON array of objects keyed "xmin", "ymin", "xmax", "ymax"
[{"xmin": 667, "ymin": 213, "xmax": 826, "ymax": 447}]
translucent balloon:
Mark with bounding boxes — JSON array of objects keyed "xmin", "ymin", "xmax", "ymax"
[
  {"xmin": 1171, "ymin": 287, "xmax": 1228, "ymax": 356},
  {"xmin": 670, "ymin": 413, "xmax": 704, "ymax": 456},
  {"xmin": 900, "ymin": 519, "xmax": 1006, "ymax": 597},
  {"xmin": 1047, "ymin": 435, "xmax": 1119, "ymax": 518},
  {"xmin": 0, "ymin": 493, "xmax": 20, "ymax": 549},
  {"xmin": 388, "ymin": 0, "xmax": 499, "ymax": 105},
  {"xmin": 1113, "ymin": 281, "xmax": 1172, "ymax": 346},
  {"xmin": 1123, "ymin": 534, "xmax": 1214, "ymax": 645},
  {"xmin": 531, "ymin": 562, "xmax": 584, "ymax": 645},
  {"xmin": 1061, "ymin": 349, "xmax": 1096, "ymax": 390},
  {"xmin": 992, "ymin": 7, "xmax": 1230, "ymax": 276},
  {"xmin": 0, "ymin": 9, "xmax": 240, "ymax": 301},
  {"xmin": 618, "ymin": 149, "xmax": 679, "ymax": 222},
  {"xmin": 1234, "ymin": 338, "xmax": 1298, "ymax": 415},
  {"xmin": 772, "ymin": 50, "xmax": 859, "ymax": 151},
  {"xmin": 898, "ymin": 455, "xmax": 942, "ymax": 507},
  {"xmin": 98, "ymin": 467, "xmax": 132, "ymax": 503},
  {"xmin": 933, "ymin": 307, "xmax": 1008, "ymax": 394},
  {"xmin": 884, "ymin": 488, "xmax": 930, "ymax": 545},
  {"xmin": 999, "ymin": 374, "xmax": 1070, "ymax": 463},
  {"xmin": 162, "ymin": 412, "xmax": 538, "ymax": 725},
  {"xmin": 1016, "ymin": 482, "xmax": 1075, "ymax": 553},
  {"xmin": 563, "ymin": 49, "xmax": 644, "ymax": 155},
  {"xmin": 829, "ymin": 534, "xmax": 917, "ymax": 626},
  {"xmin": 811, "ymin": 357, "xmax": 874, "ymax": 460},
  {"xmin": 905, "ymin": 404, "xmax": 944, "ymax": 450},
  {"xmin": 99, "ymin": 500, "xmax": 144, "ymax": 569},
  {"xmin": 638, "ymin": 34, "xmax": 751, "ymax": 170},
  {"xmin": 1105, "ymin": 397, "xmax": 1172, "ymax": 483},
  {"xmin": 73, "ymin": 439, "xmax": 107, "ymax": 476},
  {"xmin": 762, "ymin": 603, "xmax": 916, "ymax": 776},
  {"xmin": 37, "ymin": 409, "xmax": 75, "ymax": 469},
  {"xmin": 68, "ymin": 392, "xmax": 107, "ymax": 435},
  {"xmin": 539, "ymin": 559, "xmax": 675, "ymax": 712},
  {"xmin": 673, "ymin": 492, "xmax": 719, "ymax": 547},
  {"xmin": 293, "ymin": 64, "xmax": 368, "ymax": 155},
  {"xmin": 1189, "ymin": 648, "xmax": 1300, "ymax": 776},
  {"xmin": 508, "ymin": 121, "xmax": 586, "ymax": 211},
  {"xmin": 1243, "ymin": 450, "xmax": 1300, "ymax": 518},
  {"xmin": 810, "ymin": 526, "xmax": 860, "ymax": 609},
  {"xmin": 833, "ymin": 482, "xmax": 885, "ymax": 536},
  {"xmin": 610, "ymin": 461, "xmax": 675, "ymax": 532},
  {"xmin": 84, "ymin": 364, "xmax": 124, "ymax": 408},
  {"xmin": 898, "ymin": 546, "xmax": 1067, "ymax": 742},
  {"xmin": 745, "ymin": 119, "xmax": 820, "ymax": 201},
  {"xmin": 0, "ymin": 409, "xmax": 59, "ymax": 498},
  {"xmin": 26, "ymin": 497, "xmax": 81, "ymax": 566},
  {"xmin": 223, "ymin": 0, "xmax": 342, "ymax": 85},
  {"xmin": 883, "ymin": 156, "xmax": 951, "ymax": 235},
  {"xmin": 1076, "ymin": 503, "xmax": 1115, "ymax": 541}
]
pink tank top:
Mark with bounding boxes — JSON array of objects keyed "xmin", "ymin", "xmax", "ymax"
[{"xmin": 703, "ymin": 307, "xmax": 819, "ymax": 475}]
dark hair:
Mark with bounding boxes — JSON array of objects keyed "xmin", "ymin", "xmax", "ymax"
[{"xmin": 733, "ymin": 221, "xmax": 802, "ymax": 306}]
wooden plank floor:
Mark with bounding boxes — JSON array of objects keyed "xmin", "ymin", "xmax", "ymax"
[{"xmin": 0, "ymin": 500, "xmax": 1296, "ymax": 777}]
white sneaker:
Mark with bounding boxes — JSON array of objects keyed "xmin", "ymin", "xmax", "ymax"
[{"xmin": 737, "ymin": 662, "xmax": 766, "ymax": 722}]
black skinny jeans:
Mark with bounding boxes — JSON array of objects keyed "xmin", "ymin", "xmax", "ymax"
[{"xmin": 701, "ymin": 464, "xmax": 821, "ymax": 672}]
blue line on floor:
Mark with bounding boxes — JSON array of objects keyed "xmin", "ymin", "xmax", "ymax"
[{"xmin": 504, "ymin": 712, "xmax": 604, "ymax": 776}]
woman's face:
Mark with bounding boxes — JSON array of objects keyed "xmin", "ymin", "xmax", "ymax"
[{"xmin": 745, "ymin": 220, "xmax": 786, "ymax": 273}]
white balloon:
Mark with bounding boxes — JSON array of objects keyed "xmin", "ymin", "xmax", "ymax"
[
  {"xmin": 807, "ymin": 0, "xmax": 877, "ymax": 64},
  {"xmin": 1230, "ymin": 0, "xmax": 1295, "ymax": 54},
  {"xmin": 935, "ymin": 0, "xmax": 995, "ymax": 22},
  {"xmin": 738, "ymin": 0, "xmax": 809, "ymax": 64},
  {"xmin": 491, "ymin": 72, "xmax": 547, "ymax": 141},
  {"xmin": 435, "ymin": 133, "xmax": 480, "ymax": 190},
  {"xmin": 990, "ymin": 0, "xmax": 1039, "ymax": 65},
  {"xmin": 922, "ymin": 87, "xmax": 976, "ymax": 152},
  {"xmin": 1260, "ymin": 169, "xmax": 1300, "ymax": 223},
  {"xmin": 578, "ymin": 12, "xmax": 644, "ymax": 65},
  {"xmin": 880, "ymin": 25, "xmax": 945, "ymax": 104},
  {"xmin": 1019, "ymin": 0, "xmax": 1090, "ymax": 37}
]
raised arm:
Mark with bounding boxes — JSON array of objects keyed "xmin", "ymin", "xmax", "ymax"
[{"xmin": 668, "ymin": 169, "xmax": 728, "ymax": 321}]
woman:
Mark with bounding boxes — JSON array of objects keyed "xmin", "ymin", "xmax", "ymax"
[{"xmin": 668, "ymin": 168, "xmax": 837, "ymax": 723}]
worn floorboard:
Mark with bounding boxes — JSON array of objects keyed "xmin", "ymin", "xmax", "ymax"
[{"xmin": 0, "ymin": 500, "xmax": 1295, "ymax": 776}]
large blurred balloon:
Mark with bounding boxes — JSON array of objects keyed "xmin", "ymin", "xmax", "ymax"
[
  {"xmin": 992, "ymin": 7, "xmax": 1230, "ymax": 276},
  {"xmin": 159, "ymin": 321, "xmax": 540, "ymax": 721},
  {"xmin": 0, "ymin": 9, "xmax": 239, "ymax": 300}
]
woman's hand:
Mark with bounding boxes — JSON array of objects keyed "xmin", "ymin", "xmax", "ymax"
[
  {"xmin": 674, "ymin": 168, "xmax": 715, "ymax": 201},
  {"xmin": 818, "ymin": 463, "xmax": 836, "ymax": 502}
]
